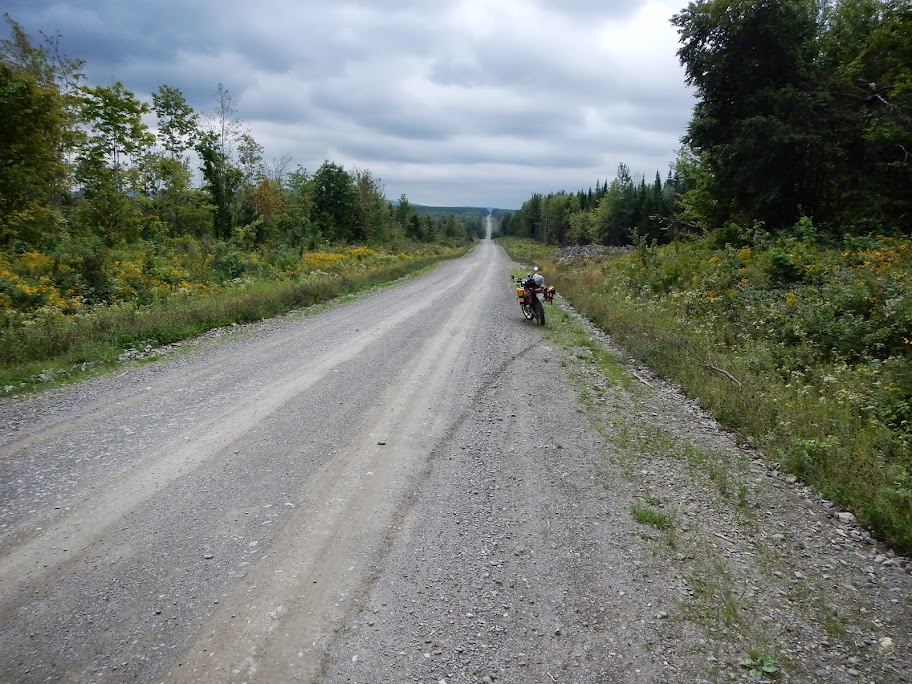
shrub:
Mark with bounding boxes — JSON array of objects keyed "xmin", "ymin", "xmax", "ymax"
[{"xmin": 500, "ymin": 232, "xmax": 912, "ymax": 553}]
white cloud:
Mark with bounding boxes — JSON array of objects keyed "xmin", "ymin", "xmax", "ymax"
[{"xmin": 3, "ymin": 0, "xmax": 694, "ymax": 208}]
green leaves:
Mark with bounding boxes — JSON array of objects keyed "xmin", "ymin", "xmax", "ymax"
[
  {"xmin": 79, "ymin": 82, "xmax": 153, "ymax": 169},
  {"xmin": 740, "ymin": 653, "xmax": 780, "ymax": 678},
  {"xmin": 672, "ymin": 0, "xmax": 826, "ymax": 230},
  {"xmin": 151, "ymin": 85, "xmax": 198, "ymax": 159},
  {"xmin": 312, "ymin": 161, "xmax": 359, "ymax": 242},
  {"xmin": 502, "ymin": 161, "xmax": 679, "ymax": 247},
  {"xmin": 671, "ymin": 0, "xmax": 912, "ymax": 234}
]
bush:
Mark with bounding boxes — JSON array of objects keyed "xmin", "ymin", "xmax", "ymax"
[
  {"xmin": 0, "ymin": 240, "xmax": 470, "ymax": 387},
  {"xmin": 501, "ymin": 232, "xmax": 912, "ymax": 553}
]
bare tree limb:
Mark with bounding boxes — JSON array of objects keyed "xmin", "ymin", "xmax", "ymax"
[
  {"xmin": 631, "ymin": 370, "xmax": 654, "ymax": 388},
  {"xmin": 704, "ymin": 364, "xmax": 742, "ymax": 387}
]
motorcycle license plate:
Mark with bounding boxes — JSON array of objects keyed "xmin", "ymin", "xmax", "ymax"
[{"xmin": 536, "ymin": 292, "xmax": 545, "ymax": 301}]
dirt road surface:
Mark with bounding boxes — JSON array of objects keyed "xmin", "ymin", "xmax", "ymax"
[{"xmin": 1, "ymin": 233, "xmax": 910, "ymax": 684}]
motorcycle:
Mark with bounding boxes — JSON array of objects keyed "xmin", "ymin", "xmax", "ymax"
[{"xmin": 511, "ymin": 269, "xmax": 551, "ymax": 326}]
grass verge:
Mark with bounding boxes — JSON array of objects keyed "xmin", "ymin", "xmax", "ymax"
[
  {"xmin": 497, "ymin": 235, "xmax": 912, "ymax": 555},
  {"xmin": 1, "ymin": 248, "xmax": 468, "ymax": 392}
]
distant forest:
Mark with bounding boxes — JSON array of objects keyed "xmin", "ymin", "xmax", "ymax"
[{"xmin": 501, "ymin": 0, "xmax": 911, "ymax": 245}]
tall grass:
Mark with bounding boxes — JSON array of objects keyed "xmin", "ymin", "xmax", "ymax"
[
  {"xmin": 1, "ymin": 250, "xmax": 464, "ymax": 389},
  {"xmin": 498, "ymin": 236, "xmax": 912, "ymax": 554}
]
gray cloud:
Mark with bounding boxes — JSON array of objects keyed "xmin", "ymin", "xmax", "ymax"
[{"xmin": 3, "ymin": 0, "xmax": 694, "ymax": 209}]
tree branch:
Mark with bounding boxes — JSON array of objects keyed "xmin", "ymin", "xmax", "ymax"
[{"xmin": 704, "ymin": 364, "xmax": 742, "ymax": 387}]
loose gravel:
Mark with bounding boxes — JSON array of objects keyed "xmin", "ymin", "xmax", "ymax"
[{"xmin": 0, "ymin": 235, "xmax": 909, "ymax": 684}]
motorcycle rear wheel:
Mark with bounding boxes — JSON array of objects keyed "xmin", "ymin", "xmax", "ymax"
[{"xmin": 533, "ymin": 299, "xmax": 546, "ymax": 325}]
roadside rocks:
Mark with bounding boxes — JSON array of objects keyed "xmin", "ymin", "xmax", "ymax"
[
  {"xmin": 540, "ymin": 297, "xmax": 912, "ymax": 683},
  {"xmin": 553, "ymin": 244, "xmax": 629, "ymax": 261}
]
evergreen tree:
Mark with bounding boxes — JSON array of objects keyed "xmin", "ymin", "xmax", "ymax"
[{"xmin": 672, "ymin": 0, "xmax": 829, "ymax": 230}]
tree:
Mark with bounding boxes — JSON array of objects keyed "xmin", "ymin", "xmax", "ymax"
[
  {"xmin": 79, "ymin": 83, "xmax": 152, "ymax": 189},
  {"xmin": 567, "ymin": 208, "xmax": 597, "ymax": 244},
  {"xmin": 517, "ymin": 193, "xmax": 542, "ymax": 239},
  {"xmin": 149, "ymin": 85, "xmax": 200, "ymax": 235},
  {"xmin": 210, "ymin": 83, "xmax": 240, "ymax": 163},
  {"xmin": 237, "ymin": 133, "xmax": 264, "ymax": 182},
  {"xmin": 1, "ymin": 14, "xmax": 82, "ymax": 246},
  {"xmin": 672, "ymin": 0, "xmax": 829, "ymax": 230},
  {"xmin": 234, "ymin": 132, "xmax": 265, "ymax": 236},
  {"xmin": 353, "ymin": 168, "xmax": 390, "ymax": 242},
  {"xmin": 1, "ymin": 14, "xmax": 83, "ymax": 151},
  {"xmin": 0, "ymin": 60, "xmax": 67, "ymax": 245},
  {"xmin": 76, "ymin": 81, "xmax": 154, "ymax": 242},
  {"xmin": 197, "ymin": 84, "xmax": 244, "ymax": 240},
  {"xmin": 151, "ymin": 84, "xmax": 197, "ymax": 159},
  {"xmin": 272, "ymin": 166, "xmax": 314, "ymax": 247},
  {"xmin": 539, "ymin": 193, "xmax": 577, "ymax": 245},
  {"xmin": 819, "ymin": 0, "xmax": 912, "ymax": 232},
  {"xmin": 197, "ymin": 130, "xmax": 241, "ymax": 240},
  {"xmin": 395, "ymin": 193, "xmax": 415, "ymax": 236},
  {"xmin": 312, "ymin": 161, "xmax": 359, "ymax": 242}
]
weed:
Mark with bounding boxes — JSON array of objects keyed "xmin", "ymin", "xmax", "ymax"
[
  {"xmin": 631, "ymin": 503, "xmax": 677, "ymax": 548},
  {"xmin": 735, "ymin": 482, "xmax": 757, "ymax": 524},
  {"xmin": 824, "ymin": 613, "xmax": 847, "ymax": 637},
  {"xmin": 641, "ymin": 492, "xmax": 662, "ymax": 507},
  {"xmin": 687, "ymin": 558, "xmax": 741, "ymax": 630},
  {"xmin": 503, "ymin": 233, "xmax": 912, "ymax": 554},
  {"xmin": 631, "ymin": 503, "xmax": 674, "ymax": 529},
  {"xmin": 1, "ymin": 245, "xmax": 470, "ymax": 391},
  {"xmin": 740, "ymin": 651, "xmax": 781, "ymax": 679}
]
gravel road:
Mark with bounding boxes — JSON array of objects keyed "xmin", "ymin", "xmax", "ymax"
[{"xmin": 1, "ymin": 232, "xmax": 909, "ymax": 684}]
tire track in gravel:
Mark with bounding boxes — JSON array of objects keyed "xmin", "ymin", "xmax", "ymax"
[
  {"xmin": 6, "ymin": 234, "xmax": 909, "ymax": 684},
  {"xmin": 0, "ymin": 240, "xmax": 516, "ymax": 683},
  {"xmin": 0, "ymin": 265, "xmax": 473, "ymax": 546},
  {"xmin": 316, "ymin": 331, "xmax": 667, "ymax": 684},
  {"xmin": 0, "ymin": 269, "xmax": 476, "ymax": 607},
  {"xmin": 173, "ymin": 244, "xmax": 504, "ymax": 682},
  {"xmin": 0, "ymin": 263, "xmax": 462, "ymax": 457}
]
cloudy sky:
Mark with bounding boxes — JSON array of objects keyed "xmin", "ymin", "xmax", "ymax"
[{"xmin": 4, "ymin": 0, "xmax": 695, "ymax": 209}]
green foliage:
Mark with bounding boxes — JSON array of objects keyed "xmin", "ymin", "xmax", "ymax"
[
  {"xmin": 819, "ymin": 0, "xmax": 912, "ymax": 231},
  {"xmin": 670, "ymin": 0, "xmax": 912, "ymax": 234},
  {"xmin": 197, "ymin": 129, "xmax": 242, "ymax": 241},
  {"xmin": 507, "ymin": 231, "xmax": 912, "ymax": 553},
  {"xmin": 672, "ymin": 0, "xmax": 828, "ymax": 230},
  {"xmin": 352, "ymin": 168, "xmax": 388, "ymax": 242},
  {"xmin": 78, "ymin": 82, "xmax": 153, "ymax": 178},
  {"xmin": 151, "ymin": 84, "xmax": 198, "ymax": 158},
  {"xmin": 412, "ymin": 205, "xmax": 488, "ymax": 240},
  {"xmin": 0, "ymin": 241, "xmax": 469, "ymax": 388},
  {"xmin": 631, "ymin": 503, "xmax": 674, "ymax": 529},
  {"xmin": 0, "ymin": 16, "xmax": 77, "ymax": 248},
  {"xmin": 500, "ymin": 163, "xmax": 680, "ymax": 247},
  {"xmin": 503, "ymin": 1, "xmax": 912, "ymax": 238},
  {"xmin": 740, "ymin": 652, "xmax": 781, "ymax": 678},
  {"xmin": 0, "ymin": 61, "xmax": 67, "ymax": 245},
  {"xmin": 0, "ymin": 18, "xmax": 491, "ymax": 396},
  {"xmin": 312, "ymin": 161, "xmax": 359, "ymax": 241}
]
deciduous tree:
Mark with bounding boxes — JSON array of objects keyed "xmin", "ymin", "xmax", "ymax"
[
  {"xmin": 312, "ymin": 161, "xmax": 358, "ymax": 242},
  {"xmin": 0, "ymin": 61, "xmax": 67, "ymax": 245},
  {"xmin": 76, "ymin": 81, "xmax": 154, "ymax": 242}
]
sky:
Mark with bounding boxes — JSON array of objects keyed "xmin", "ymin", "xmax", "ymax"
[{"xmin": 3, "ymin": 0, "xmax": 696, "ymax": 210}]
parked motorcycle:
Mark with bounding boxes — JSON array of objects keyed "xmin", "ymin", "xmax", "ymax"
[{"xmin": 511, "ymin": 269, "xmax": 550, "ymax": 325}]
